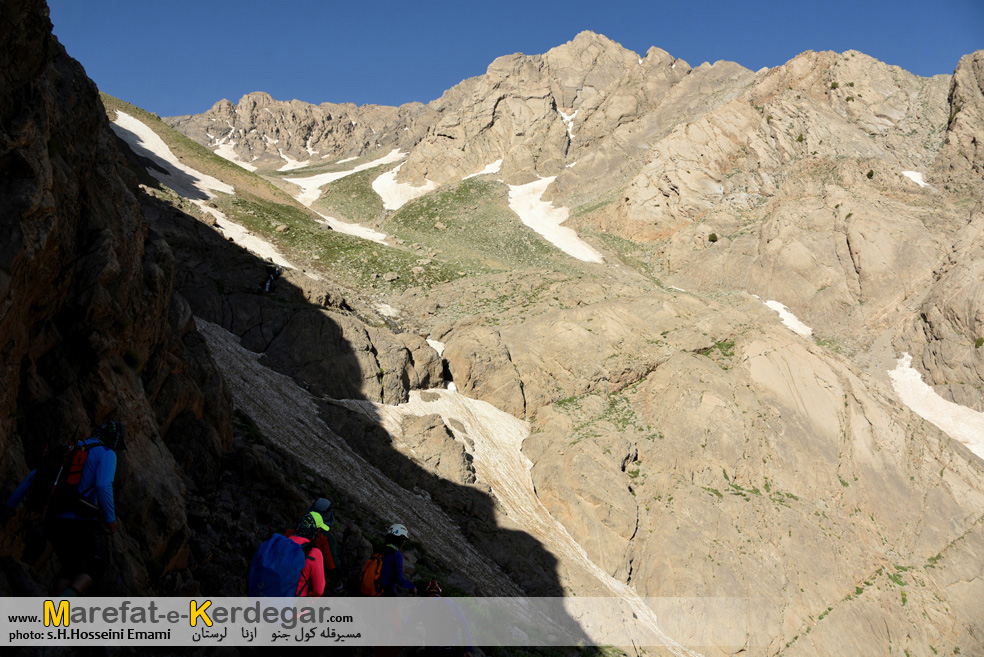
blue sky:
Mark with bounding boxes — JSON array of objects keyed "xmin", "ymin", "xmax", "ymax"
[{"xmin": 49, "ymin": 0, "xmax": 983, "ymax": 117}]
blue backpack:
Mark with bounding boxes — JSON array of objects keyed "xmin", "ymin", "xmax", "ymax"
[{"xmin": 248, "ymin": 534, "xmax": 313, "ymax": 597}]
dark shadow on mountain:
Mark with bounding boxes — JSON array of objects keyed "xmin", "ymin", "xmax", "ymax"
[
  {"xmin": 138, "ymin": 187, "xmax": 601, "ymax": 647},
  {"xmin": 0, "ymin": 0, "xmax": 595, "ymax": 652},
  {"xmin": 108, "ymin": 122, "xmax": 212, "ymax": 201},
  {"xmin": 151, "ymin": 190, "xmax": 572, "ymax": 596}
]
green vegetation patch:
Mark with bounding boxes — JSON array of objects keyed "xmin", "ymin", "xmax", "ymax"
[
  {"xmin": 388, "ymin": 178, "xmax": 568, "ymax": 272},
  {"xmin": 311, "ymin": 165, "xmax": 389, "ymax": 224},
  {"xmin": 222, "ymin": 195, "xmax": 463, "ymax": 291}
]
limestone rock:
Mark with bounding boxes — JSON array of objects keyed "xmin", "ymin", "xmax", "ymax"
[
  {"xmin": 937, "ymin": 50, "xmax": 984, "ymax": 181},
  {"xmin": 401, "ymin": 413, "xmax": 476, "ymax": 485},
  {"xmin": 166, "ymin": 92, "xmax": 433, "ymax": 168}
]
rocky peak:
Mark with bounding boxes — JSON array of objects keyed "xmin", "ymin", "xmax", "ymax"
[{"xmin": 939, "ymin": 50, "xmax": 984, "ymax": 179}]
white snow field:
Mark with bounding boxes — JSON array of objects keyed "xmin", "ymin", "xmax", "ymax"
[
  {"xmin": 193, "ymin": 202, "xmax": 295, "ymax": 270},
  {"xmin": 372, "ymin": 162, "xmax": 439, "ymax": 211},
  {"xmin": 507, "ymin": 177, "xmax": 605, "ymax": 263},
  {"xmin": 286, "ymin": 148, "xmax": 406, "ymax": 206},
  {"xmin": 284, "ymin": 150, "xmax": 405, "ymax": 244},
  {"xmin": 889, "ymin": 353, "xmax": 984, "ymax": 461},
  {"xmin": 902, "ymin": 171, "xmax": 929, "ymax": 187},
  {"xmin": 340, "ymin": 389, "xmax": 699, "ymax": 656},
  {"xmin": 311, "ymin": 212, "xmax": 389, "ymax": 244},
  {"xmin": 213, "ymin": 139, "xmax": 258, "ymax": 171},
  {"xmin": 277, "ymin": 151, "xmax": 311, "ymax": 171},
  {"xmin": 763, "ymin": 300, "xmax": 813, "ymax": 337},
  {"xmin": 111, "ymin": 111, "xmax": 233, "ymax": 198},
  {"xmin": 110, "ymin": 111, "xmax": 296, "ymax": 271},
  {"xmin": 463, "ymin": 159, "xmax": 503, "ymax": 180}
]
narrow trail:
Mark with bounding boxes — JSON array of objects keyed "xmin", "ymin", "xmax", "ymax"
[{"xmin": 340, "ymin": 389, "xmax": 702, "ymax": 656}]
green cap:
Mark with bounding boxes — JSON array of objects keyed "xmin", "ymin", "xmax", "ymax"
[{"xmin": 309, "ymin": 511, "xmax": 330, "ymax": 533}]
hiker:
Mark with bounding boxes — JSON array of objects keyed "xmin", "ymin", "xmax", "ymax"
[
  {"xmin": 361, "ymin": 523, "xmax": 416, "ymax": 596},
  {"xmin": 285, "ymin": 498, "xmax": 343, "ymax": 594},
  {"xmin": 247, "ymin": 511, "xmax": 328, "ymax": 598},
  {"xmin": 289, "ymin": 511, "xmax": 328, "ymax": 597},
  {"xmin": 4, "ymin": 421, "xmax": 126, "ymax": 597},
  {"xmin": 420, "ymin": 580, "xmax": 473, "ymax": 657}
]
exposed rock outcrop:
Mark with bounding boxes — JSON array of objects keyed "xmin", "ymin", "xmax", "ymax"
[
  {"xmin": 938, "ymin": 50, "xmax": 984, "ymax": 180},
  {"xmin": 167, "ymin": 92, "xmax": 432, "ymax": 168},
  {"xmin": 0, "ymin": 0, "xmax": 235, "ymax": 594}
]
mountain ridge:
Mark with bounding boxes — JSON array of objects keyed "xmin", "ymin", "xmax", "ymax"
[{"xmin": 3, "ymin": 9, "xmax": 984, "ymax": 655}]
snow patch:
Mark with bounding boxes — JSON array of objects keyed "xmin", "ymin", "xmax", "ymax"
[
  {"xmin": 902, "ymin": 171, "xmax": 929, "ymax": 187},
  {"xmin": 305, "ymin": 137, "xmax": 319, "ymax": 157},
  {"xmin": 558, "ymin": 109, "xmax": 578, "ymax": 139},
  {"xmin": 890, "ymin": 353, "xmax": 984, "ymax": 461},
  {"xmin": 194, "ymin": 201, "xmax": 295, "ymax": 271},
  {"xmin": 213, "ymin": 140, "xmax": 257, "ymax": 171},
  {"xmin": 565, "ymin": 161, "xmax": 578, "ymax": 168},
  {"xmin": 763, "ymin": 300, "xmax": 813, "ymax": 337},
  {"xmin": 350, "ymin": 388, "xmax": 699, "ymax": 654},
  {"xmin": 463, "ymin": 159, "xmax": 503, "ymax": 180},
  {"xmin": 375, "ymin": 303, "xmax": 399, "ymax": 318},
  {"xmin": 372, "ymin": 163, "xmax": 438, "ymax": 211},
  {"xmin": 277, "ymin": 150, "xmax": 311, "ymax": 171},
  {"xmin": 337, "ymin": 156, "xmax": 359, "ymax": 164},
  {"xmin": 285, "ymin": 148, "xmax": 405, "ymax": 206},
  {"xmin": 426, "ymin": 339, "xmax": 446, "ymax": 357},
  {"xmin": 110, "ymin": 111, "xmax": 234, "ymax": 199},
  {"xmin": 312, "ymin": 211, "xmax": 388, "ymax": 244},
  {"xmin": 507, "ymin": 177, "xmax": 604, "ymax": 263}
]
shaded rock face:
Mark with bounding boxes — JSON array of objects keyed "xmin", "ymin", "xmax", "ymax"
[
  {"xmin": 0, "ymin": 0, "xmax": 237, "ymax": 594},
  {"xmin": 146, "ymin": 196, "xmax": 443, "ymax": 405}
]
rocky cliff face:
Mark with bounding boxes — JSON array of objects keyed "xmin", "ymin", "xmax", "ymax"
[
  {"xmin": 79, "ymin": 17, "xmax": 984, "ymax": 655},
  {"xmin": 167, "ymin": 92, "xmax": 432, "ymax": 169},
  {"xmin": 0, "ymin": 0, "xmax": 236, "ymax": 594}
]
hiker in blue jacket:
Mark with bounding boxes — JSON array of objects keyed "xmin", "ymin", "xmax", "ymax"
[
  {"xmin": 381, "ymin": 523, "xmax": 417, "ymax": 596},
  {"xmin": 5, "ymin": 421, "xmax": 126, "ymax": 596}
]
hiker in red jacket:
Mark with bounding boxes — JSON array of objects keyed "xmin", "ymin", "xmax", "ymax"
[
  {"xmin": 284, "ymin": 499, "xmax": 343, "ymax": 594},
  {"xmin": 290, "ymin": 511, "xmax": 327, "ymax": 597}
]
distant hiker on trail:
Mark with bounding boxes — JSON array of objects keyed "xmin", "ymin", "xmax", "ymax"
[
  {"xmin": 4, "ymin": 421, "xmax": 126, "ymax": 597},
  {"xmin": 284, "ymin": 498, "xmax": 343, "ymax": 594},
  {"xmin": 360, "ymin": 523, "xmax": 417, "ymax": 596}
]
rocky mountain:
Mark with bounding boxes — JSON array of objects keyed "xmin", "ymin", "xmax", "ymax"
[
  {"xmin": 3, "ymin": 3, "xmax": 984, "ymax": 656},
  {"xmin": 0, "ymin": 0, "xmax": 544, "ymax": 610}
]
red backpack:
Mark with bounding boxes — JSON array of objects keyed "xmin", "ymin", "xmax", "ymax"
[{"xmin": 25, "ymin": 439, "xmax": 100, "ymax": 517}]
